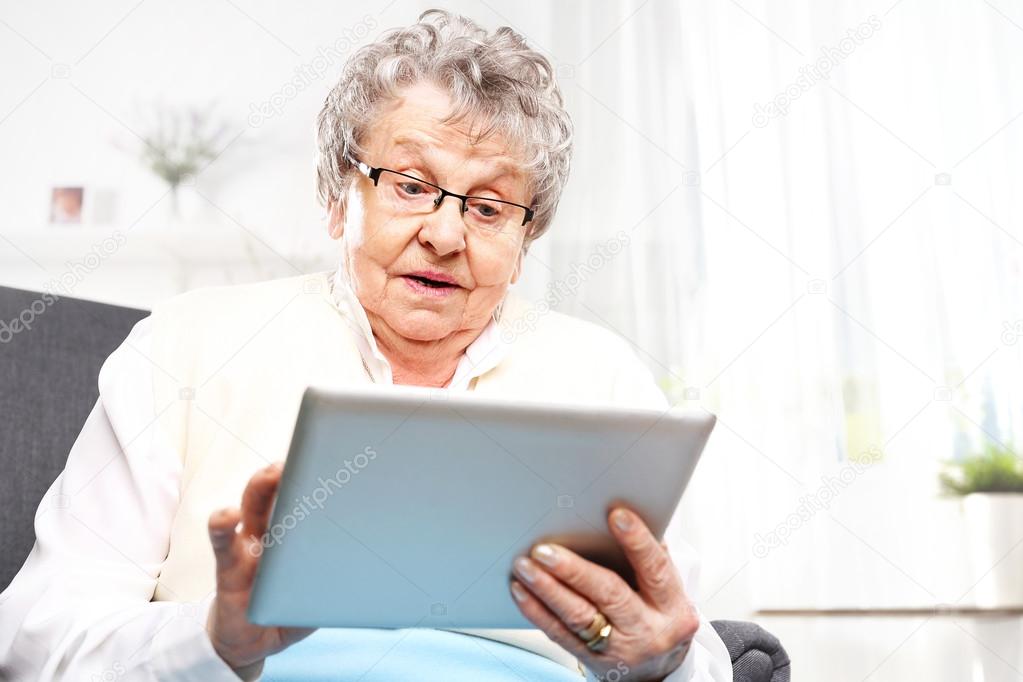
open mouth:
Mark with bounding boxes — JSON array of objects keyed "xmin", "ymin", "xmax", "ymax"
[{"xmin": 405, "ymin": 275, "xmax": 456, "ymax": 289}]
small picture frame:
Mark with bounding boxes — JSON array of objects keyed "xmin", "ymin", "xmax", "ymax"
[{"xmin": 49, "ymin": 186, "xmax": 85, "ymax": 224}]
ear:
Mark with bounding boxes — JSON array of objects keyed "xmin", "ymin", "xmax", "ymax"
[{"xmin": 327, "ymin": 199, "xmax": 345, "ymax": 241}]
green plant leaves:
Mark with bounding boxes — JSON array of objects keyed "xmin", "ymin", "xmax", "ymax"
[{"xmin": 939, "ymin": 442, "xmax": 1023, "ymax": 495}]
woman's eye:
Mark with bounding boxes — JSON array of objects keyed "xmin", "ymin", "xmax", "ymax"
[
  {"xmin": 398, "ymin": 182, "xmax": 426, "ymax": 196},
  {"xmin": 472, "ymin": 202, "xmax": 501, "ymax": 218}
]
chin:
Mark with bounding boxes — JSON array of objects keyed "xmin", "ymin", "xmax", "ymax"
[{"xmin": 389, "ymin": 310, "xmax": 459, "ymax": 342}]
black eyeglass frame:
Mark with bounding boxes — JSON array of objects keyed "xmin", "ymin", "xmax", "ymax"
[{"xmin": 346, "ymin": 155, "xmax": 535, "ymax": 227}]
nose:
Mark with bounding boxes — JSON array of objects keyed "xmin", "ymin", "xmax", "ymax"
[{"xmin": 417, "ymin": 194, "xmax": 466, "ymax": 256}]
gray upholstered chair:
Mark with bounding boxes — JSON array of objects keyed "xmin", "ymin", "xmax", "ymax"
[{"xmin": 0, "ymin": 285, "xmax": 790, "ymax": 682}]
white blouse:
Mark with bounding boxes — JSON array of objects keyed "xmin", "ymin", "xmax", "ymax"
[{"xmin": 0, "ymin": 270, "xmax": 732, "ymax": 681}]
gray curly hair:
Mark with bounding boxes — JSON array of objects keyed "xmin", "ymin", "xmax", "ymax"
[{"xmin": 315, "ymin": 9, "xmax": 573, "ymax": 247}]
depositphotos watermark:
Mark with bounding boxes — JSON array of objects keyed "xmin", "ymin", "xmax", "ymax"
[
  {"xmin": 90, "ymin": 661, "xmax": 125, "ymax": 682},
  {"xmin": 752, "ymin": 15, "xmax": 882, "ymax": 128},
  {"xmin": 597, "ymin": 662, "xmax": 630, "ymax": 682},
  {"xmin": 247, "ymin": 15, "xmax": 378, "ymax": 128},
  {"xmin": 249, "ymin": 446, "xmax": 378, "ymax": 556},
  {"xmin": 751, "ymin": 445, "xmax": 883, "ymax": 558},
  {"xmin": 0, "ymin": 231, "xmax": 127, "ymax": 344},
  {"xmin": 1001, "ymin": 319, "xmax": 1023, "ymax": 345},
  {"xmin": 500, "ymin": 230, "xmax": 631, "ymax": 343}
]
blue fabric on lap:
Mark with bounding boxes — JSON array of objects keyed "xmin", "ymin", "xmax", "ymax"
[{"xmin": 262, "ymin": 628, "xmax": 582, "ymax": 681}]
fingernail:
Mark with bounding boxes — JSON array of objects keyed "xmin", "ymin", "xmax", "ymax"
[
  {"xmin": 531, "ymin": 543, "xmax": 558, "ymax": 568},
  {"xmin": 612, "ymin": 508, "xmax": 633, "ymax": 532},
  {"xmin": 213, "ymin": 509, "xmax": 235, "ymax": 527},
  {"xmin": 514, "ymin": 557, "xmax": 537, "ymax": 583},
  {"xmin": 510, "ymin": 581, "xmax": 528, "ymax": 602}
]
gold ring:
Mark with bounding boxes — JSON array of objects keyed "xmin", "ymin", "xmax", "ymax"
[
  {"xmin": 585, "ymin": 623, "xmax": 613, "ymax": 652},
  {"xmin": 577, "ymin": 611, "xmax": 608, "ymax": 641},
  {"xmin": 578, "ymin": 611, "xmax": 612, "ymax": 652}
]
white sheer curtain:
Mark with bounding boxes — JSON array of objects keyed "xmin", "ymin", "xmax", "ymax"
[{"xmin": 471, "ymin": 0, "xmax": 1023, "ymax": 614}]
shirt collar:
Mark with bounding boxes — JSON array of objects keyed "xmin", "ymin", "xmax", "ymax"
[{"xmin": 327, "ymin": 260, "xmax": 510, "ymax": 390}]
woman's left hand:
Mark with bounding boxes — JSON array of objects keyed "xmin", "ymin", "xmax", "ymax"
[{"xmin": 510, "ymin": 507, "xmax": 699, "ymax": 682}]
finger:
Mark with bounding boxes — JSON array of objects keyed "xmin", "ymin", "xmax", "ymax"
[
  {"xmin": 240, "ymin": 462, "xmax": 284, "ymax": 540},
  {"xmin": 511, "ymin": 557, "xmax": 608, "ymax": 636},
  {"xmin": 608, "ymin": 508, "xmax": 685, "ymax": 610},
  {"xmin": 522, "ymin": 544, "xmax": 643, "ymax": 628},
  {"xmin": 509, "ymin": 579, "xmax": 596, "ymax": 662},
  {"xmin": 208, "ymin": 506, "xmax": 248, "ymax": 591}
]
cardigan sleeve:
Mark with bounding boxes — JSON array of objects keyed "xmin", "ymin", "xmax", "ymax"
[{"xmin": 0, "ymin": 316, "xmax": 247, "ymax": 681}]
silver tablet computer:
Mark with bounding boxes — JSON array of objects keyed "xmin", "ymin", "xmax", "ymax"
[{"xmin": 247, "ymin": 385, "xmax": 715, "ymax": 629}]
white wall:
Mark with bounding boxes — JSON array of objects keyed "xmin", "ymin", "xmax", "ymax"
[{"xmin": 0, "ymin": 0, "xmax": 398, "ymax": 304}]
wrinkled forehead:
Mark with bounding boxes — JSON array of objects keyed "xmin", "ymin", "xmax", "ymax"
[{"xmin": 360, "ymin": 84, "xmax": 531, "ymax": 190}]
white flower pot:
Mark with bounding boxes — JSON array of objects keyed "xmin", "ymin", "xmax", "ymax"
[{"xmin": 962, "ymin": 492, "xmax": 1023, "ymax": 607}]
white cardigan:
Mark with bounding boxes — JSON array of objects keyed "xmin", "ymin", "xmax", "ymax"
[{"xmin": 0, "ymin": 269, "xmax": 732, "ymax": 681}]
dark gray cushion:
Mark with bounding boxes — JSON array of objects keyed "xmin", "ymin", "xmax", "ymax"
[
  {"xmin": 712, "ymin": 619, "xmax": 791, "ymax": 682},
  {"xmin": 0, "ymin": 286, "xmax": 148, "ymax": 590}
]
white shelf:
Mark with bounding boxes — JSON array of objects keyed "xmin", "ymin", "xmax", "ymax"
[
  {"xmin": 0, "ymin": 222, "xmax": 336, "ymax": 309},
  {"xmin": 1, "ymin": 224, "xmax": 292, "ymax": 265}
]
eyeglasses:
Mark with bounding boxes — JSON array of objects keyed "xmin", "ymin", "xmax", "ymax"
[{"xmin": 347, "ymin": 155, "xmax": 534, "ymax": 234}]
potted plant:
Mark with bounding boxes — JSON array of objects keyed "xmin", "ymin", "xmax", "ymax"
[
  {"xmin": 120, "ymin": 103, "xmax": 231, "ymax": 223},
  {"xmin": 940, "ymin": 443, "xmax": 1023, "ymax": 607}
]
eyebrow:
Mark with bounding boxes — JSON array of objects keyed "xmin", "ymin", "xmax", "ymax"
[
  {"xmin": 391, "ymin": 137, "xmax": 428, "ymax": 156},
  {"xmin": 389, "ymin": 137, "xmax": 522, "ymax": 187}
]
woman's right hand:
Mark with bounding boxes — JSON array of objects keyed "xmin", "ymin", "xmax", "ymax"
[{"xmin": 206, "ymin": 461, "xmax": 315, "ymax": 678}]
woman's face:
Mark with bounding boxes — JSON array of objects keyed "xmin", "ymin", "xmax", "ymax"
[{"xmin": 329, "ymin": 81, "xmax": 530, "ymax": 344}]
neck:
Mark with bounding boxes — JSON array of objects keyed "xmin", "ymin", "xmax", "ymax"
[{"xmin": 367, "ymin": 313, "xmax": 479, "ymax": 388}]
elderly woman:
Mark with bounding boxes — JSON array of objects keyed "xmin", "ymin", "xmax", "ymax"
[{"xmin": 0, "ymin": 10, "xmax": 730, "ymax": 682}]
